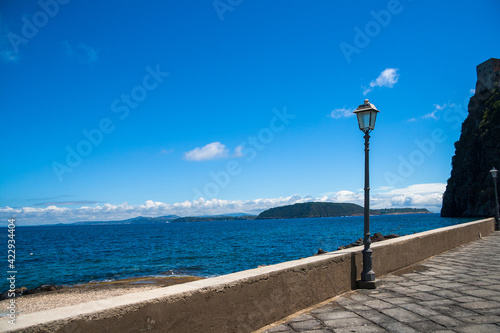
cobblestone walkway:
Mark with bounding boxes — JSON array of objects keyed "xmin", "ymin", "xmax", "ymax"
[{"xmin": 259, "ymin": 232, "xmax": 500, "ymax": 333}]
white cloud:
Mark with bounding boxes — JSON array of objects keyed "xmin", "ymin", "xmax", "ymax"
[
  {"xmin": 63, "ymin": 41, "xmax": 99, "ymax": 64},
  {"xmin": 422, "ymin": 109, "xmax": 439, "ymax": 120},
  {"xmin": 0, "ymin": 48, "xmax": 18, "ymax": 62},
  {"xmin": 328, "ymin": 107, "xmax": 355, "ymax": 119},
  {"xmin": 406, "ymin": 103, "xmax": 451, "ymax": 122},
  {"xmin": 384, "ymin": 183, "xmax": 446, "ymax": 194},
  {"xmin": 0, "ymin": 183, "xmax": 447, "ymax": 225},
  {"xmin": 375, "ymin": 186, "xmax": 394, "ymax": 191},
  {"xmin": 184, "ymin": 142, "xmax": 229, "ymax": 161},
  {"xmin": 0, "ymin": 17, "xmax": 19, "ymax": 63},
  {"xmin": 422, "ymin": 103, "xmax": 456, "ymax": 120},
  {"xmin": 363, "ymin": 68, "xmax": 399, "ymax": 95},
  {"xmin": 372, "ymin": 68, "xmax": 400, "ymax": 88},
  {"xmin": 233, "ymin": 145, "xmax": 244, "ymax": 157},
  {"xmin": 79, "ymin": 43, "xmax": 98, "ymax": 63},
  {"xmin": 376, "ymin": 183, "xmax": 446, "ymax": 212}
]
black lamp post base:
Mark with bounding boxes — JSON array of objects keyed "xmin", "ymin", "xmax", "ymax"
[{"xmin": 357, "ymin": 279, "xmax": 381, "ymax": 289}]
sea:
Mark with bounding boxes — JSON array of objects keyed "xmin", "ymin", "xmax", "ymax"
[{"xmin": 1, "ymin": 214, "xmax": 476, "ymax": 292}]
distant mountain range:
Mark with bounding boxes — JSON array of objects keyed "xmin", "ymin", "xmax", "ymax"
[
  {"xmin": 70, "ymin": 215, "xmax": 180, "ymax": 225},
  {"xmin": 64, "ymin": 203, "xmax": 430, "ymax": 226},
  {"xmin": 68, "ymin": 213, "xmax": 255, "ymax": 226}
]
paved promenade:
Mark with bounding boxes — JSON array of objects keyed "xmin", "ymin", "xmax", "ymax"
[{"xmin": 258, "ymin": 232, "xmax": 500, "ymax": 333}]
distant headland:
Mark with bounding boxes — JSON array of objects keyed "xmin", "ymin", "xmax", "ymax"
[{"xmin": 256, "ymin": 202, "xmax": 430, "ymax": 220}]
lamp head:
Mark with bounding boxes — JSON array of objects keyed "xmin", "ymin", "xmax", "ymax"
[
  {"xmin": 491, "ymin": 167, "xmax": 498, "ymax": 179},
  {"xmin": 353, "ymin": 99, "xmax": 380, "ymax": 134}
]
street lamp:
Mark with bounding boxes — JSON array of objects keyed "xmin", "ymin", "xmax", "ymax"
[
  {"xmin": 354, "ymin": 99, "xmax": 380, "ymax": 289},
  {"xmin": 490, "ymin": 167, "xmax": 500, "ymax": 230}
]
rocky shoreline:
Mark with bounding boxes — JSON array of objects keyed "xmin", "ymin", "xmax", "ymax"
[
  {"xmin": 0, "ymin": 275, "xmax": 202, "ymax": 301},
  {"xmin": 0, "ymin": 275, "xmax": 204, "ymax": 317}
]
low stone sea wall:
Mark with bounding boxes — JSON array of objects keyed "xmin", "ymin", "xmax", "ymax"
[{"xmin": 0, "ymin": 217, "xmax": 495, "ymax": 333}]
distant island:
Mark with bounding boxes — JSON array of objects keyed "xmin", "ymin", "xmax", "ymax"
[
  {"xmin": 59, "ymin": 203, "xmax": 430, "ymax": 226},
  {"xmin": 256, "ymin": 202, "xmax": 430, "ymax": 220}
]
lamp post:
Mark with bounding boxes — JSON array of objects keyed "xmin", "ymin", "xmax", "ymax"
[
  {"xmin": 491, "ymin": 167, "xmax": 500, "ymax": 230},
  {"xmin": 353, "ymin": 99, "xmax": 380, "ymax": 289}
]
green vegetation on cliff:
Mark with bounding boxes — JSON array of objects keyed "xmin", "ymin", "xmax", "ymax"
[
  {"xmin": 442, "ymin": 87, "xmax": 500, "ymax": 217},
  {"xmin": 257, "ymin": 202, "xmax": 430, "ymax": 220}
]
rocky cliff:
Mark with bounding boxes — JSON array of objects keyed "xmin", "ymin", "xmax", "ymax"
[{"xmin": 441, "ymin": 87, "xmax": 500, "ymax": 217}]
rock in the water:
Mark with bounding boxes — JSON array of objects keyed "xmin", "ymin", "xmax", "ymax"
[
  {"xmin": 1, "ymin": 284, "xmax": 63, "ymax": 300},
  {"xmin": 337, "ymin": 238, "xmax": 363, "ymax": 250},
  {"xmin": 39, "ymin": 285, "xmax": 58, "ymax": 292},
  {"xmin": 22, "ymin": 284, "xmax": 62, "ymax": 296},
  {"xmin": 383, "ymin": 234, "xmax": 400, "ymax": 240},
  {"xmin": 370, "ymin": 233, "xmax": 385, "ymax": 242},
  {"xmin": 0, "ymin": 287, "xmax": 26, "ymax": 300},
  {"xmin": 315, "ymin": 248, "xmax": 327, "ymax": 255},
  {"xmin": 353, "ymin": 238, "xmax": 363, "ymax": 246}
]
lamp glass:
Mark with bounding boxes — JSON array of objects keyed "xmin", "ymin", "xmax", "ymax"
[
  {"xmin": 491, "ymin": 167, "xmax": 498, "ymax": 179},
  {"xmin": 369, "ymin": 111, "xmax": 378, "ymax": 130},
  {"xmin": 356, "ymin": 110, "xmax": 370, "ymax": 131}
]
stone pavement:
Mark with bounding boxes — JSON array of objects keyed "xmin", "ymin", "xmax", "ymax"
[{"xmin": 258, "ymin": 232, "xmax": 500, "ymax": 333}]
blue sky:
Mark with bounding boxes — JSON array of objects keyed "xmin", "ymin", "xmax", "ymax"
[{"xmin": 1, "ymin": 0, "xmax": 499, "ymax": 225}]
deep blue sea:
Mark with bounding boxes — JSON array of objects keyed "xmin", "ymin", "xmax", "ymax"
[{"xmin": 1, "ymin": 214, "xmax": 475, "ymax": 291}]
